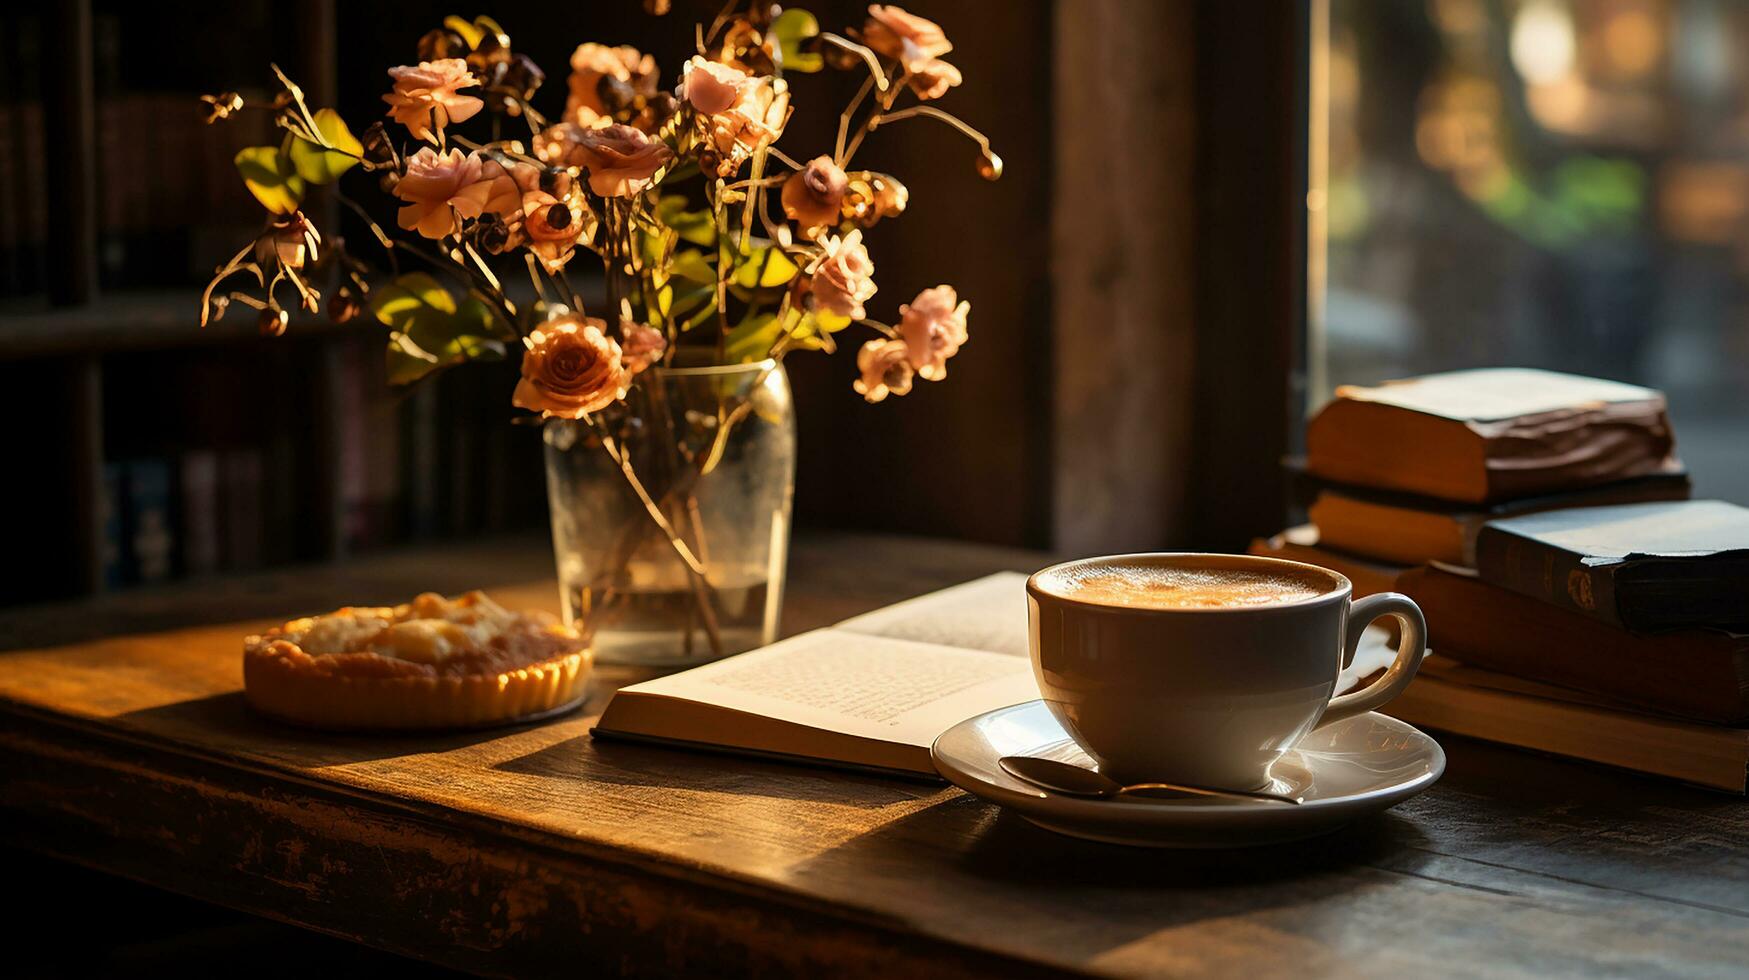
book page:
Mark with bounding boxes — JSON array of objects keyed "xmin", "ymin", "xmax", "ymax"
[
  {"xmin": 1339, "ymin": 368, "xmax": 1659, "ymax": 422},
  {"xmin": 617, "ymin": 629, "xmax": 1039, "ymax": 747},
  {"xmin": 835, "ymin": 572, "xmax": 1032, "ymax": 657}
]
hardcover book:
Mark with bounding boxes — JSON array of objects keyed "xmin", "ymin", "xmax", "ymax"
[
  {"xmin": 1305, "ymin": 368, "xmax": 1678, "ymax": 504},
  {"xmin": 1310, "ymin": 471, "xmax": 1693, "ymax": 567},
  {"xmin": 1380, "ymin": 652, "xmax": 1748, "ymax": 794},
  {"xmin": 1474, "ymin": 499, "xmax": 1749, "ymax": 632},
  {"xmin": 1247, "ymin": 525, "xmax": 1407, "ymax": 597},
  {"xmin": 1396, "ymin": 564, "xmax": 1749, "ymax": 724}
]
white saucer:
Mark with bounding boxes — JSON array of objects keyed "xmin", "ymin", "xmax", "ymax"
[{"xmin": 931, "ymin": 700, "xmax": 1444, "ymax": 848}]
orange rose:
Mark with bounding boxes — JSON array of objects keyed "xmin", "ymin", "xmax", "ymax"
[
  {"xmin": 897, "ymin": 284, "xmax": 969, "ymax": 381},
  {"xmin": 383, "ymin": 59, "xmax": 483, "ymax": 142},
  {"xmin": 510, "ymin": 164, "xmax": 594, "ymax": 272},
  {"xmin": 861, "ymin": 5, "xmax": 952, "ymax": 71},
  {"xmin": 907, "ymin": 58, "xmax": 962, "ymax": 100},
  {"xmin": 807, "ymin": 230, "xmax": 877, "ymax": 320},
  {"xmin": 512, "ymin": 316, "xmax": 629, "ymax": 419},
  {"xmin": 393, "ymin": 147, "xmax": 488, "ymax": 239},
  {"xmin": 543, "ymin": 123, "xmax": 673, "ymax": 197},
  {"xmin": 566, "ymin": 43, "xmax": 658, "ymax": 125},
  {"xmin": 853, "ymin": 339, "xmax": 914, "ymax": 403},
  {"xmin": 781, "ymin": 156, "xmax": 848, "ymax": 240}
]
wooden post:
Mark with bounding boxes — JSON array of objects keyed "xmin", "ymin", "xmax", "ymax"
[
  {"xmin": 43, "ymin": 0, "xmax": 98, "ymax": 307},
  {"xmin": 1050, "ymin": 0, "xmax": 1200, "ymax": 553}
]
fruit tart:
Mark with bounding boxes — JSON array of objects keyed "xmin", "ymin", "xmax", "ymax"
[{"xmin": 243, "ymin": 591, "xmax": 591, "ymax": 730}]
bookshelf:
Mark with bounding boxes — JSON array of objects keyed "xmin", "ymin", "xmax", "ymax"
[{"xmin": 0, "ymin": 1, "xmax": 549, "ymax": 606}]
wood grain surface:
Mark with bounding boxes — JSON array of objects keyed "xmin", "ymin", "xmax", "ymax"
[{"xmin": 2, "ymin": 533, "xmax": 1747, "ymax": 978}]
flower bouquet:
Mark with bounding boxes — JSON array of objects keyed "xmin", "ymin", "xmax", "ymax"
[{"xmin": 199, "ymin": 3, "xmax": 998, "ymax": 663}]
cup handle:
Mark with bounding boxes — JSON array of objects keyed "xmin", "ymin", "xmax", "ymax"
[{"xmin": 1314, "ymin": 592, "xmax": 1428, "ymax": 730}]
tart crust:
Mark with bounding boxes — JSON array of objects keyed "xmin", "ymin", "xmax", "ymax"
[{"xmin": 243, "ymin": 591, "xmax": 592, "ymax": 730}]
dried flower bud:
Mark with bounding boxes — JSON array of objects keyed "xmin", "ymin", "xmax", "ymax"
[
  {"xmin": 870, "ymin": 175, "xmax": 908, "ymax": 220},
  {"xmin": 259, "ymin": 307, "xmax": 289, "ymax": 337},
  {"xmin": 646, "ymin": 91, "xmax": 680, "ymax": 125},
  {"xmin": 361, "ymin": 121, "xmax": 398, "ymax": 167},
  {"xmin": 200, "ymin": 91, "xmax": 244, "ymax": 124},
  {"xmin": 539, "ymin": 168, "xmax": 574, "ymax": 197},
  {"xmin": 477, "ymin": 218, "xmax": 512, "ymax": 253},
  {"xmin": 208, "ymin": 294, "xmax": 231, "ymax": 322},
  {"xmin": 977, "ymin": 150, "xmax": 1003, "ymax": 181},
  {"xmin": 822, "ymin": 40, "xmax": 862, "ymax": 71},
  {"xmin": 642, "ymin": 0, "xmax": 672, "ymax": 14},
  {"xmin": 545, "ymin": 202, "xmax": 574, "ymax": 231},
  {"xmin": 597, "ymin": 74, "xmax": 636, "ymax": 114},
  {"xmin": 416, "ymin": 28, "xmax": 469, "ymax": 62},
  {"xmin": 327, "ymin": 289, "xmax": 364, "ymax": 324}
]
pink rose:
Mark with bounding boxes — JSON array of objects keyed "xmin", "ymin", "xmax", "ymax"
[
  {"xmin": 680, "ymin": 56, "xmax": 754, "ymax": 115},
  {"xmin": 853, "ymin": 339, "xmax": 915, "ymax": 403},
  {"xmin": 702, "ymin": 76, "xmax": 790, "ymax": 177},
  {"xmin": 512, "ymin": 316, "xmax": 628, "ymax": 419},
  {"xmin": 898, "ymin": 285, "xmax": 970, "ymax": 381},
  {"xmin": 383, "ymin": 59, "xmax": 483, "ymax": 142},
  {"xmin": 861, "ymin": 5, "xmax": 953, "ymax": 71},
  {"xmin": 620, "ymin": 322, "xmax": 668, "ymax": 374},
  {"xmin": 781, "ymin": 156, "xmax": 849, "ymax": 240},
  {"xmin": 906, "ymin": 58, "xmax": 962, "ymax": 100},
  {"xmin": 394, "ymin": 147, "xmax": 488, "ymax": 239},
  {"xmin": 567, "ymin": 43, "xmax": 658, "ymax": 123},
  {"xmin": 545, "ymin": 123, "xmax": 672, "ymax": 197},
  {"xmin": 807, "ymin": 230, "xmax": 877, "ymax": 320}
]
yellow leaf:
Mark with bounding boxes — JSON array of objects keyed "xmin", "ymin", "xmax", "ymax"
[{"xmin": 234, "ymin": 145, "xmax": 305, "ymax": 215}]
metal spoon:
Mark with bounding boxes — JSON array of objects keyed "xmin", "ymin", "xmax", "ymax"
[{"xmin": 998, "ymin": 755, "xmax": 1304, "ymax": 805}]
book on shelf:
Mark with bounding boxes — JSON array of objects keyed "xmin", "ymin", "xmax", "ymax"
[
  {"xmin": 1383, "ymin": 652, "xmax": 1748, "ymax": 794},
  {"xmin": 123, "ymin": 459, "xmax": 175, "ymax": 586},
  {"xmin": 178, "ymin": 450, "xmax": 221, "ymax": 578},
  {"xmin": 1396, "ymin": 565, "xmax": 1749, "ymax": 725},
  {"xmin": 1308, "ymin": 471, "xmax": 1692, "ymax": 567},
  {"xmin": 594, "ymin": 574, "xmax": 1038, "ymax": 777},
  {"xmin": 1305, "ymin": 368, "xmax": 1678, "ymax": 504},
  {"xmin": 1246, "ymin": 525, "xmax": 1408, "ymax": 596},
  {"xmin": 1474, "ymin": 499, "xmax": 1749, "ymax": 633}
]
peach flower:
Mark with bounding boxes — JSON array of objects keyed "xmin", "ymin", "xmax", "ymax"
[
  {"xmin": 512, "ymin": 316, "xmax": 629, "ymax": 419},
  {"xmin": 542, "ymin": 123, "xmax": 672, "ymax": 197},
  {"xmin": 509, "ymin": 164, "xmax": 594, "ymax": 272},
  {"xmin": 567, "ymin": 43, "xmax": 658, "ymax": 124},
  {"xmin": 394, "ymin": 148, "xmax": 489, "ymax": 239},
  {"xmin": 620, "ymin": 322, "xmax": 668, "ymax": 374},
  {"xmin": 861, "ymin": 5, "xmax": 952, "ymax": 71},
  {"xmin": 470, "ymin": 157, "xmax": 524, "ymax": 219},
  {"xmin": 907, "ymin": 58, "xmax": 962, "ymax": 100},
  {"xmin": 680, "ymin": 56, "xmax": 753, "ymax": 115},
  {"xmin": 806, "ymin": 230, "xmax": 877, "ymax": 320},
  {"xmin": 383, "ymin": 59, "xmax": 483, "ymax": 142},
  {"xmin": 853, "ymin": 339, "xmax": 915, "ymax": 403},
  {"xmin": 898, "ymin": 285, "xmax": 970, "ymax": 380},
  {"xmin": 703, "ymin": 77, "xmax": 790, "ymax": 177},
  {"xmin": 781, "ymin": 156, "xmax": 848, "ymax": 240}
]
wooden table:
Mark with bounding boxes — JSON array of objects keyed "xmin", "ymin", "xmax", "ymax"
[{"xmin": 3, "ymin": 533, "xmax": 1747, "ymax": 978}]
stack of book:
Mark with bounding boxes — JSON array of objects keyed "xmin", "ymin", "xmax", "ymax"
[{"xmin": 1253, "ymin": 368, "xmax": 1749, "ymax": 792}]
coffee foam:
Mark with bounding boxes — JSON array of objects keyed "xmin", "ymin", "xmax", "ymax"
[{"xmin": 1037, "ymin": 562, "xmax": 1337, "ymax": 610}]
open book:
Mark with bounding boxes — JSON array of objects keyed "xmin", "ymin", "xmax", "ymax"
[
  {"xmin": 592, "ymin": 574, "xmax": 1039, "ymax": 777},
  {"xmin": 593, "ymin": 572, "xmax": 1402, "ymax": 779}
]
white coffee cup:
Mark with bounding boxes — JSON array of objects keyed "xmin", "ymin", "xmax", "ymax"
[{"xmin": 1026, "ymin": 553, "xmax": 1427, "ymax": 789}]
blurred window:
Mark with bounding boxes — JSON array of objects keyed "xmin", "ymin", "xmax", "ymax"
[{"xmin": 1314, "ymin": 0, "xmax": 1749, "ymax": 502}]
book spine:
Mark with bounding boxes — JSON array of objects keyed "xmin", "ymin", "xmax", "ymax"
[{"xmin": 1473, "ymin": 526, "xmax": 1623, "ymax": 628}]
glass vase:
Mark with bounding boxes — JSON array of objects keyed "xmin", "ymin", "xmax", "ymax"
[{"xmin": 543, "ymin": 357, "xmax": 795, "ymax": 666}]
